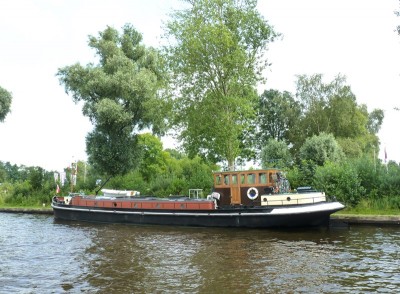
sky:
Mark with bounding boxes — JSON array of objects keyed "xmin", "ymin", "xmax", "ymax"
[{"xmin": 0, "ymin": 0, "xmax": 399, "ymax": 172}]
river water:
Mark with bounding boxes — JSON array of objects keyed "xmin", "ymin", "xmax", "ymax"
[{"xmin": 0, "ymin": 213, "xmax": 399, "ymax": 294}]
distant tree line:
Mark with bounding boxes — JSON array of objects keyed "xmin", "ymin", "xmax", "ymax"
[
  {"xmin": 1, "ymin": 133, "xmax": 399, "ymax": 211},
  {"xmin": 0, "ymin": 134, "xmax": 216, "ymax": 207}
]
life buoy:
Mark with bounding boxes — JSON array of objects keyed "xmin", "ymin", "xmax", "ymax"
[{"xmin": 247, "ymin": 187, "xmax": 258, "ymax": 200}]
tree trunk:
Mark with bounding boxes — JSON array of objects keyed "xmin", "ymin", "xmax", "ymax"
[{"xmin": 227, "ymin": 158, "xmax": 235, "ymax": 171}]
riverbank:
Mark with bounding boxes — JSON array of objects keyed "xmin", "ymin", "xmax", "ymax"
[
  {"xmin": 1, "ymin": 207, "xmax": 399, "ymax": 226},
  {"xmin": 0, "ymin": 207, "xmax": 53, "ymax": 215},
  {"xmin": 331, "ymin": 214, "xmax": 400, "ymax": 226}
]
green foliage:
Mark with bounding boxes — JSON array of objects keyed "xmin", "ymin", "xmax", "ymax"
[
  {"xmin": 313, "ymin": 161, "xmax": 365, "ymax": 207},
  {"xmin": 293, "ymin": 74, "xmax": 382, "ymax": 156},
  {"xmin": 2, "ymin": 149, "xmax": 400, "ymax": 212},
  {"xmin": 377, "ymin": 161, "xmax": 400, "ymax": 197},
  {"xmin": 336, "ymin": 137, "xmax": 363, "ymax": 159},
  {"xmin": 345, "ymin": 197, "xmax": 400, "ymax": 214},
  {"xmin": 0, "ymin": 86, "xmax": 12, "ymax": 122},
  {"xmin": 0, "ymin": 182, "xmax": 13, "ymax": 205},
  {"xmin": 285, "ymin": 160, "xmax": 317, "ymax": 188},
  {"xmin": 284, "ymin": 166, "xmax": 302, "ymax": 190},
  {"xmin": 299, "ymin": 133, "xmax": 345, "ymax": 166},
  {"xmin": 149, "ymin": 175, "xmax": 184, "ymax": 196},
  {"xmin": 147, "ymin": 155, "xmax": 215, "ymax": 197},
  {"xmin": 7, "ymin": 180, "xmax": 31, "ymax": 198},
  {"xmin": 164, "ymin": 0, "xmax": 277, "ymax": 168},
  {"xmin": 106, "ymin": 170, "xmax": 148, "ymax": 193},
  {"xmin": 260, "ymin": 139, "xmax": 292, "ymax": 169},
  {"xmin": 0, "ymin": 162, "xmax": 21, "ymax": 182},
  {"xmin": 0, "ymin": 165, "xmax": 6, "ymax": 183},
  {"xmin": 257, "ymin": 89, "xmax": 301, "ymax": 147},
  {"xmin": 57, "ymin": 24, "xmax": 168, "ymax": 177},
  {"xmin": 350, "ymin": 156, "xmax": 380, "ymax": 197},
  {"xmin": 86, "ymin": 128, "xmax": 139, "ymax": 176},
  {"xmin": 367, "ymin": 109, "xmax": 384, "ymax": 134},
  {"xmin": 296, "ymin": 74, "xmax": 355, "ymax": 136},
  {"xmin": 104, "ymin": 134, "xmax": 210, "ymax": 196},
  {"xmin": 179, "ymin": 156, "xmax": 215, "ymax": 191},
  {"xmin": 137, "ymin": 133, "xmax": 169, "ymax": 181},
  {"xmin": 27, "ymin": 167, "xmax": 45, "ymax": 191},
  {"xmin": 72, "ymin": 161, "xmax": 99, "ymax": 193}
]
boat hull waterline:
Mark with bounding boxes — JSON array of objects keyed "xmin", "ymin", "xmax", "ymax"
[{"xmin": 51, "ymin": 201, "xmax": 344, "ymax": 228}]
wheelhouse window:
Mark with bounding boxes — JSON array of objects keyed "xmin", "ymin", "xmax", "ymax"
[
  {"xmin": 232, "ymin": 174, "xmax": 238, "ymax": 184},
  {"xmin": 247, "ymin": 173, "xmax": 255, "ymax": 184},
  {"xmin": 259, "ymin": 173, "xmax": 267, "ymax": 184},
  {"xmin": 224, "ymin": 175, "xmax": 230, "ymax": 185},
  {"xmin": 215, "ymin": 175, "xmax": 222, "ymax": 185}
]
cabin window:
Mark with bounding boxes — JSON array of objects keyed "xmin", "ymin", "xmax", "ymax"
[
  {"xmin": 232, "ymin": 174, "xmax": 238, "ymax": 184},
  {"xmin": 259, "ymin": 173, "xmax": 267, "ymax": 184},
  {"xmin": 224, "ymin": 175, "xmax": 230, "ymax": 185},
  {"xmin": 216, "ymin": 175, "xmax": 222, "ymax": 185},
  {"xmin": 247, "ymin": 173, "xmax": 255, "ymax": 184},
  {"xmin": 240, "ymin": 174, "xmax": 245, "ymax": 184}
]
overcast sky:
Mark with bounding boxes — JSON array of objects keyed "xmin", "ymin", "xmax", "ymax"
[{"xmin": 0, "ymin": 0, "xmax": 399, "ymax": 171}]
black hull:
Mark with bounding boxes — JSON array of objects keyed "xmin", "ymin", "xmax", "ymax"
[{"xmin": 52, "ymin": 202, "xmax": 344, "ymax": 228}]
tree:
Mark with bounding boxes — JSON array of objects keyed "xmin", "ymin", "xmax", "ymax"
[
  {"xmin": 27, "ymin": 166, "xmax": 45, "ymax": 191},
  {"xmin": 336, "ymin": 137, "xmax": 363, "ymax": 159},
  {"xmin": 313, "ymin": 161, "xmax": 365, "ymax": 207},
  {"xmin": 256, "ymin": 89, "xmax": 301, "ymax": 150},
  {"xmin": 367, "ymin": 108, "xmax": 384, "ymax": 134},
  {"xmin": 260, "ymin": 139, "xmax": 292, "ymax": 169},
  {"xmin": 137, "ymin": 133, "xmax": 170, "ymax": 182},
  {"xmin": 57, "ymin": 24, "xmax": 168, "ymax": 178},
  {"xmin": 164, "ymin": 0, "xmax": 277, "ymax": 170},
  {"xmin": 299, "ymin": 132, "xmax": 345, "ymax": 166},
  {"xmin": 295, "ymin": 74, "xmax": 360, "ymax": 137},
  {"xmin": 0, "ymin": 86, "xmax": 12, "ymax": 122},
  {"xmin": 328, "ymin": 94, "xmax": 368, "ymax": 138},
  {"xmin": 294, "ymin": 74, "xmax": 383, "ymax": 156}
]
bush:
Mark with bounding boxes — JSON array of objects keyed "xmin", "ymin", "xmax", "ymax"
[
  {"xmin": 313, "ymin": 161, "xmax": 365, "ymax": 207},
  {"xmin": 299, "ymin": 133, "xmax": 345, "ymax": 166}
]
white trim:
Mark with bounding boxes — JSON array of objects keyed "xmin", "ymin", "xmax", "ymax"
[{"xmin": 269, "ymin": 202, "xmax": 344, "ymax": 215}]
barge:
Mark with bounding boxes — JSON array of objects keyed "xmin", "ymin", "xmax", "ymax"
[{"xmin": 52, "ymin": 169, "xmax": 344, "ymax": 228}]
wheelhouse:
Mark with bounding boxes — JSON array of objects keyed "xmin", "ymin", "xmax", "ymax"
[{"xmin": 213, "ymin": 169, "xmax": 287, "ymax": 206}]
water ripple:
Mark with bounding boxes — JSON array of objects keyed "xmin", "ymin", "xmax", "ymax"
[{"xmin": 0, "ymin": 214, "xmax": 399, "ymax": 293}]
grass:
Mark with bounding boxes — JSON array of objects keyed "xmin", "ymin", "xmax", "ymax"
[
  {"xmin": 0, "ymin": 203, "xmax": 52, "ymax": 210},
  {"xmin": 334, "ymin": 197, "xmax": 400, "ymax": 216},
  {"xmin": 0, "ymin": 198, "xmax": 52, "ymax": 210},
  {"xmin": 335, "ymin": 207, "xmax": 399, "ymax": 216}
]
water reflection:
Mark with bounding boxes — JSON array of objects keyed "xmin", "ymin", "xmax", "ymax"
[{"xmin": 0, "ymin": 213, "xmax": 399, "ymax": 293}]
